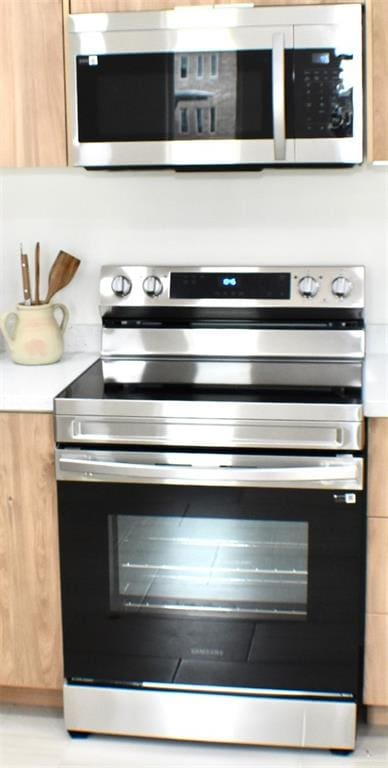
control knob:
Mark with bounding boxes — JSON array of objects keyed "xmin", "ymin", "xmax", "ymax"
[
  {"xmin": 111, "ymin": 275, "xmax": 132, "ymax": 297},
  {"xmin": 331, "ymin": 276, "xmax": 352, "ymax": 299},
  {"xmin": 298, "ymin": 276, "xmax": 319, "ymax": 298},
  {"xmin": 143, "ymin": 275, "xmax": 163, "ymax": 297}
]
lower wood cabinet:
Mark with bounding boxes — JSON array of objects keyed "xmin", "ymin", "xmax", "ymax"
[
  {"xmin": 365, "ymin": 614, "xmax": 388, "ymax": 698},
  {"xmin": 364, "ymin": 418, "xmax": 388, "ymax": 725},
  {"xmin": 0, "ymin": 413, "xmax": 63, "ymax": 706}
]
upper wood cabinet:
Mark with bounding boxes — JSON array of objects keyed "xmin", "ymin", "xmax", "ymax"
[
  {"xmin": 0, "ymin": 0, "xmax": 67, "ymax": 167},
  {"xmin": 69, "ymin": 1, "xmax": 361, "ymax": 14},
  {"xmin": 70, "ymin": 1, "xmax": 254, "ymax": 11},
  {"xmin": 0, "ymin": 413, "xmax": 63, "ymax": 693},
  {"xmin": 366, "ymin": 0, "xmax": 388, "ymax": 161}
]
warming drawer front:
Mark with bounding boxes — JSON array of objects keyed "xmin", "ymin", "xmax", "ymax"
[{"xmin": 55, "ymin": 414, "xmax": 363, "ymax": 451}]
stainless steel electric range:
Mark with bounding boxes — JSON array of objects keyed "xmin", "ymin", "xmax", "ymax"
[{"xmin": 54, "ymin": 265, "xmax": 366, "ymax": 752}]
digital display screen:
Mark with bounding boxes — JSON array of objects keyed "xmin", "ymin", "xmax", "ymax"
[
  {"xmin": 170, "ymin": 272, "xmax": 290, "ymax": 300},
  {"xmin": 312, "ymin": 52, "xmax": 330, "ymax": 65}
]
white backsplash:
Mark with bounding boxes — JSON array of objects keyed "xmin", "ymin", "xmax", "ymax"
[
  {"xmin": 64, "ymin": 323, "xmax": 101, "ymax": 353},
  {"xmin": 0, "ymin": 164, "xmax": 388, "ymax": 343}
]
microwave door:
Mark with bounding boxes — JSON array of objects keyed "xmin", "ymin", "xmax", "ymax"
[
  {"xmin": 169, "ymin": 41, "xmax": 294, "ymax": 169},
  {"xmin": 69, "ymin": 23, "xmax": 295, "ymax": 168},
  {"xmin": 293, "ymin": 18, "xmax": 363, "ymax": 165}
]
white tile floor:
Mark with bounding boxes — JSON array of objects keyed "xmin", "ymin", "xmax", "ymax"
[{"xmin": 1, "ymin": 706, "xmax": 388, "ymax": 768}]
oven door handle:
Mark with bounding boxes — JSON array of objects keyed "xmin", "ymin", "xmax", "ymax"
[{"xmin": 57, "ymin": 455, "xmax": 362, "ymax": 489}]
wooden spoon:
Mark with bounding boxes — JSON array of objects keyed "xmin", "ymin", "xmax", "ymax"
[{"xmin": 45, "ymin": 250, "xmax": 81, "ymax": 303}]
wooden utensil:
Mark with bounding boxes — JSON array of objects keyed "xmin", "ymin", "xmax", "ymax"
[
  {"xmin": 44, "ymin": 250, "xmax": 81, "ymax": 303},
  {"xmin": 33, "ymin": 241, "xmax": 40, "ymax": 305},
  {"xmin": 20, "ymin": 245, "xmax": 32, "ymax": 305}
]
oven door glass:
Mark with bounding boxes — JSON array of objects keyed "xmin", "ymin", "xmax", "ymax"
[
  {"xmin": 110, "ymin": 516, "xmax": 308, "ymax": 620},
  {"xmin": 58, "ymin": 472, "xmax": 365, "ymax": 698}
]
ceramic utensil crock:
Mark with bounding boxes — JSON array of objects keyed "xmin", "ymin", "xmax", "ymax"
[{"xmin": 0, "ymin": 302, "xmax": 69, "ymax": 365}]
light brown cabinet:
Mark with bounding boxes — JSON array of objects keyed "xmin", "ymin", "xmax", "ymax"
[
  {"xmin": 364, "ymin": 418, "xmax": 388, "ymax": 725},
  {"xmin": 70, "ymin": 0, "xmax": 361, "ymax": 13},
  {"xmin": 0, "ymin": 413, "xmax": 62, "ymax": 707},
  {"xmin": 366, "ymin": 0, "xmax": 388, "ymax": 162},
  {"xmin": 70, "ymin": 1, "xmax": 256, "ymax": 11},
  {"xmin": 0, "ymin": 0, "xmax": 67, "ymax": 167}
]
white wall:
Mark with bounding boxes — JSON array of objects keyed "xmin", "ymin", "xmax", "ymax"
[{"xmin": 1, "ymin": 164, "xmax": 387, "ymax": 331}]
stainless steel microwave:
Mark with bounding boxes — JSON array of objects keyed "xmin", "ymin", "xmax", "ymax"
[{"xmin": 67, "ymin": 4, "xmax": 363, "ymax": 170}]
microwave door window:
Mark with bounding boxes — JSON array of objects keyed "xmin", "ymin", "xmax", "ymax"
[
  {"xmin": 236, "ymin": 51, "xmax": 273, "ymax": 139},
  {"xmin": 174, "ymin": 49, "xmax": 234, "ymax": 139},
  {"xmin": 174, "ymin": 50, "xmax": 273, "ymax": 140},
  {"xmin": 76, "ymin": 50, "xmax": 273, "ymax": 144},
  {"xmin": 76, "ymin": 53, "xmax": 174, "ymax": 142}
]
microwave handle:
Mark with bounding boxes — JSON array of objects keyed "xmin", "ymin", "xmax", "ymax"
[{"xmin": 272, "ymin": 32, "xmax": 286, "ymax": 161}]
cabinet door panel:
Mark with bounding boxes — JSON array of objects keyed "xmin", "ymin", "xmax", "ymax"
[
  {"xmin": 364, "ymin": 418, "xmax": 388, "ymax": 710},
  {"xmin": 69, "ymin": 1, "xmax": 359, "ymax": 13},
  {"xmin": 367, "ymin": 419, "xmax": 388, "ymax": 517},
  {"xmin": 366, "ymin": 518, "xmax": 388, "ymax": 614},
  {"xmin": 70, "ymin": 1, "xmax": 240, "ymax": 10},
  {"xmin": 0, "ymin": 1, "xmax": 66, "ymax": 167},
  {"xmin": 368, "ymin": 0, "xmax": 388, "ymax": 161},
  {"xmin": 364, "ymin": 613, "xmax": 388, "ymax": 705},
  {"xmin": 0, "ymin": 413, "xmax": 62, "ymax": 689}
]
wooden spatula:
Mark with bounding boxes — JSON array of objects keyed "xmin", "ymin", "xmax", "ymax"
[{"xmin": 45, "ymin": 250, "xmax": 81, "ymax": 303}]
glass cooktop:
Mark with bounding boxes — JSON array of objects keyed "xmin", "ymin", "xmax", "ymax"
[{"xmin": 56, "ymin": 359, "xmax": 361, "ymax": 405}]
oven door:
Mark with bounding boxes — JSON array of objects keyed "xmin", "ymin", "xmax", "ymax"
[{"xmin": 56, "ymin": 449, "xmax": 365, "ymax": 700}]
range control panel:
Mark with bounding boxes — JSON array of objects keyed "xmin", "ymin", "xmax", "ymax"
[{"xmin": 100, "ymin": 266, "xmax": 365, "ymax": 310}]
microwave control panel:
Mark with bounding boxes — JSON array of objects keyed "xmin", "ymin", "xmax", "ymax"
[{"xmin": 291, "ymin": 49, "xmax": 354, "ymax": 139}]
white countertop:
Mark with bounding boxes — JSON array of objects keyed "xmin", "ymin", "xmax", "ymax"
[
  {"xmin": 363, "ymin": 354, "xmax": 388, "ymax": 417},
  {"xmin": 0, "ymin": 352, "xmax": 98, "ymax": 412}
]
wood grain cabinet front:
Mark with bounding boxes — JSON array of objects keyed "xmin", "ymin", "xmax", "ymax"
[
  {"xmin": 69, "ymin": 1, "xmax": 362, "ymax": 15},
  {"xmin": 0, "ymin": 413, "xmax": 63, "ymax": 706},
  {"xmin": 0, "ymin": 0, "xmax": 67, "ymax": 167},
  {"xmin": 366, "ymin": 0, "xmax": 388, "ymax": 162},
  {"xmin": 364, "ymin": 418, "xmax": 388, "ymax": 725}
]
